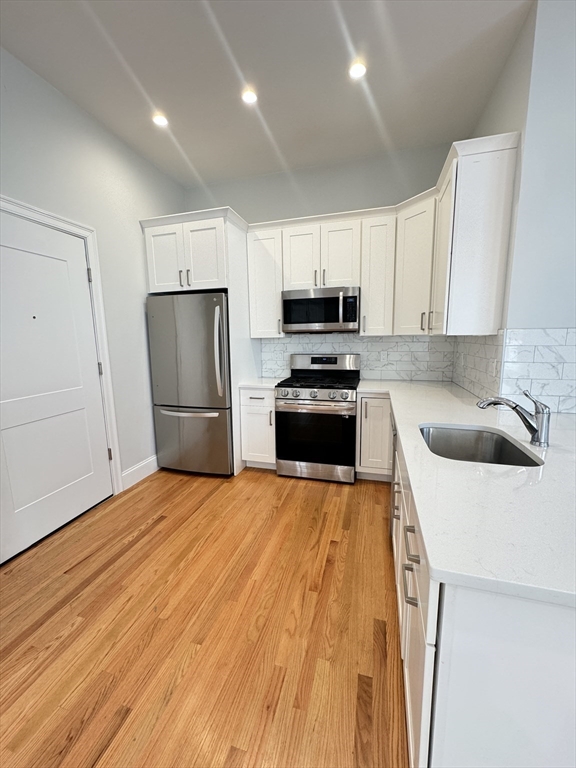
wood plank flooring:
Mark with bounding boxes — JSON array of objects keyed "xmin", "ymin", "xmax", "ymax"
[{"xmin": 0, "ymin": 468, "xmax": 408, "ymax": 768}]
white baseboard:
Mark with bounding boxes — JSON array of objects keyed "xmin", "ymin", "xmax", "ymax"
[
  {"xmin": 246, "ymin": 461, "xmax": 277, "ymax": 470},
  {"xmin": 356, "ymin": 471, "xmax": 392, "ymax": 483},
  {"xmin": 121, "ymin": 455, "xmax": 158, "ymax": 490}
]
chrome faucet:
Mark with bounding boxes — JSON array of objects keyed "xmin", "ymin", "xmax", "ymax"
[{"xmin": 477, "ymin": 390, "xmax": 550, "ymax": 448}]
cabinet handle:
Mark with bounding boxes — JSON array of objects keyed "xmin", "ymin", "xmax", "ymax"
[
  {"xmin": 364, "ymin": 400, "xmax": 368, "ymax": 419},
  {"xmin": 420, "ymin": 311, "xmax": 426, "ymax": 331},
  {"xmin": 278, "ymin": 318, "xmax": 282, "ymax": 334},
  {"xmin": 428, "ymin": 310, "xmax": 433, "ymax": 330},
  {"xmin": 362, "ymin": 315, "xmax": 366, "ymax": 333},
  {"xmin": 314, "ymin": 269, "xmax": 318, "ymax": 287},
  {"xmin": 250, "ymin": 396, "xmax": 265, "ymax": 400},
  {"xmin": 269, "ymin": 410, "xmax": 273, "ymax": 427},
  {"xmin": 323, "ymin": 268, "xmax": 326, "ymax": 286},
  {"xmin": 402, "ymin": 564, "xmax": 418, "ymax": 607},
  {"xmin": 393, "ymin": 506, "xmax": 401, "ymax": 520},
  {"xmin": 187, "ymin": 269, "xmax": 191, "ymax": 286},
  {"xmin": 404, "ymin": 525, "xmax": 421, "ymax": 564},
  {"xmin": 179, "ymin": 270, "xmax": 184, "ymax": 287}
]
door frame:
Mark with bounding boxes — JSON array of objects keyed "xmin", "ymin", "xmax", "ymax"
[{"xmin": 0, "ymin": 194, "xmax": 123, "ymax": 494}]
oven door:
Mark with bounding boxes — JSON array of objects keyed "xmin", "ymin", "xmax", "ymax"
[{"xmin": 275, "ymin": 400, "xmax": 357, "ymax": 483}]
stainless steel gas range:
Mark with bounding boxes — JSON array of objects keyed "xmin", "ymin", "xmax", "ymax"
[{"xmin": 275, "ymin": 354, "xmax": 360, "ymax": 484}]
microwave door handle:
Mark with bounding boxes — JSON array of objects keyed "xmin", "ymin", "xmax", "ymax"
[{"xmin": 338, "ymin": 291, "xmax": 344, "ymax": 325}]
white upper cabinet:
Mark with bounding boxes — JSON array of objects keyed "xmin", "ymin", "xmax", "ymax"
[
  {"xmin": 393, "ymin": 196, "xmax": 436, "ymax": 336},
  {"xmin": 247, "ymin": 229, "xmax": 284, "ymax": 338},
  {"xmin": 182, "ymin": 219, "xmax": 226, "ymax": 290},
  {"xmin": 320, "ymin": 220, "xmax": 361, "ymax": 287},
  {"xmin": 442, "ymin": 136, "xmax": 518, "ymax": 336},
  {"xmin": 282, "ymin": 225, "xmax": 321, "ymax": 290},
  {"xmin": 429, "ymin": 160, "xmax": 456, "ymax": 335},
  {"xmin": 142, "ymin": 211, "xmax": 234, "ymax": 293},
  {"xmin": 360, "ymin": 216, "xmax": 396, "ymax": 336},
  {"xmin": 145, "ymin": 223, "xmax": 186, "ymax": 292}
]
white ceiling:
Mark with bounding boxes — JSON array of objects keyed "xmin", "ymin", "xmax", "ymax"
[{"xmin": 0, "ymin": 0, "xmax": 532, "ymax": 187}]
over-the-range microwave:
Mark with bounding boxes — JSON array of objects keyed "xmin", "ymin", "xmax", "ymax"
[{"xmin": 282, "ymin": 287, "xmax": 360, "ymax": 333}]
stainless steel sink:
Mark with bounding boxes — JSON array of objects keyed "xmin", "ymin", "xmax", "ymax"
[{"xmin": 419, "ymin": 424, "xmax": 543, "ymax": 467}]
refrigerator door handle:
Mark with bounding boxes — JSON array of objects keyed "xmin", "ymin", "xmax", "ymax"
[
  {"xmin": 159, "ymin": 410, "xmax": 219, "ymax": 418},
  {"xmin": 214, "ymin": 305, "xmax": 224, "ymax": 398}
]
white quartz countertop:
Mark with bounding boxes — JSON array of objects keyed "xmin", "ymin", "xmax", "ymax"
[
  {"xmin": 239, "ymin": 378, "xmax": 279, "ymax": 389},
  {"xmin": 362, "ymin": 381, "xmax": 576, "ymax": 608},
  {"xmin": 241, "ymin": 378, "xmax": 576, "ymax": 606}
]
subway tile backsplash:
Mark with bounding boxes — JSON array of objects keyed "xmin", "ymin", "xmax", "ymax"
[
  {"xmin": 260, "ymin": 327, "xmax": 576, "ymax": 413},
  {"xmin": 500, "ymin": 328, "xmax": 576, "ymax": 413},
  {"xmin": 261, "ymin": 334, "xmax": 455, "ymax": 381}
]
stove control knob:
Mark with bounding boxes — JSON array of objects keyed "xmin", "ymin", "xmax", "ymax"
[
  {"xmin": 280, "ymin": 388, "xmax": 289, "ymax": 398},
  {"xmin": 309, "ymin": 389, "xmax": 318, "ymax": 399},
  {"xmin": 292, "ymin": 390, "xmax": 301, "ymax": 398},
  {"xmin": 340, "ymin": 391, "xmax": 350, "ymax": 400},
  {"xmin": 328, "ymin": 391, "xmax": 337, "ymax": 400}
]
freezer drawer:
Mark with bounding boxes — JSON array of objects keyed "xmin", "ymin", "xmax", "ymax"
[{"xmin": 153, "ymin": 406, "xmax": 233, "ymax": 475}]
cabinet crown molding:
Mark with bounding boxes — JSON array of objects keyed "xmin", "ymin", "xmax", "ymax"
[
  {"xmin": 248, "ymin": 205, "xmax": 397, "ymax": 232},
  {"xmin": 140, "ymin": 206, "xmax": 248, "ymax": 232}
]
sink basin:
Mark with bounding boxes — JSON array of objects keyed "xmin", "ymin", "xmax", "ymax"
[{"xmin": 419, "ymin": 424, "xmax": 543, "ymax": 467}]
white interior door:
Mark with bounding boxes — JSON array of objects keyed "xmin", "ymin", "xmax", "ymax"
[{"xmin": 1, "ymin": 212, "xmax": 113, "ymax": 562}]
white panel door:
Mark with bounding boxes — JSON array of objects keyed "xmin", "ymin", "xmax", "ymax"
[
  {"xmin": 145, "ymin": 223, "xmax": 186, "ymax": 293},
  {"xmin": 430, "ymin": 160, "xmax": 457, "ymax": 334},
  {"xmin": 241, "ymin": 406, "xmax": 275, "ymax": 463},
  {"xmin": 320, "ymin": 220, "xmax": 361, "ymax": 287},
  {"xmin": 0, "ymin": 212, "xmax": 113, "ymax": 562},
  {"xmin": 359, "ymin": 397, "xmax": 392, "ymax": 471},
  {"xmin": 282, "ymin": 225, "xmax": 321, "ymax": 290},
  {"xmin": 247, "ymin": 229, "xmax": 284, "ymax": 338},
  {"xmin": 360, "ymin": 216, "xmax": 396, "ymax": 335},
  {"xmin": 393, "ymin": 197, "xmax": 436, "ymax": 336},
  {"xmin": 183, "ymin": 218, "xmax": 227, "ymax": 289}
]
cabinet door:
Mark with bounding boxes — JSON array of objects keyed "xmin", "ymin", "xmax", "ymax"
[
  {"xmin": 282, "ymin": 225, "xmax": 321, "ymax": 290},
  {"xmin": 360, "ymin": 216, "xmax": 396, "ymax": 335},
  {"xmin": 182, "ymin": 219, "xmax": 226, "ymax": 289},
  {"xmin": 359, "ymin": 397, "xmax": 392, "ymax": 471},
  {"xmin": 145, "ymin": 223, "xmax": 186, "ymax": 293},
  {"xmin": 430, "ymin": 160, "xmax": 457, "ymax": 335},
  {"xmin": 320, "ymin": 220, "xmax": 361, "ymax": 287},
  {"xmin": 247, "ymin": 230, "xmax": 283, "ymax": 338},
  {"xmin": 393, "ymin": 197, "xmax": 436, "ymax": 335},
  {"xmin": 241, "ymin": 406, "xmax": 275, "ymax": 463},
  {"xmin": 403, "ymin": 585, "xmax": 436, "ymax": 768}
]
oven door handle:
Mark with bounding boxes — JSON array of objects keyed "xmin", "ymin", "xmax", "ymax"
[
  {"xmin": 275, "ymin": 401, "xmax": 356, "ymax": 416},
  {"xmin": 339, "ymin": 291, "xmax": 344, "ymax": 325}
]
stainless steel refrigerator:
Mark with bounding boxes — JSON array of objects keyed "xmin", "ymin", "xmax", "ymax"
[{"xmin": 146, "ymin": 292, "xmax": 233, "ymax": 475}]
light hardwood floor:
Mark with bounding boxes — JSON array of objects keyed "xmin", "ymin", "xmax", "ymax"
[{"xmin": 0, "ymin": 468, "xmax": 408, "ymax": 768}]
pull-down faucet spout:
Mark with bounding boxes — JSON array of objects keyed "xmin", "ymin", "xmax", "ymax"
[{"xmin": 477, "ymin": 390, "xmax": 550, "ymax": 448}]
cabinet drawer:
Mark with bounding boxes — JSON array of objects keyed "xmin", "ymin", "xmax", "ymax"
[
  {"xmin": 240, "ymin": 389, "xmax": 275, "ymax": 407},
  {"xmin": 405, "ymin": 498, "xmax": 439, "ymax": 645}
]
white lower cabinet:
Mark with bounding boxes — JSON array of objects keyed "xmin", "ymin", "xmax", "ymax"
[
  {"xmin": 392, "ymin": 432, "xmax": 575, "ymax": 768},
  {"xmin": 357, "ymin": 395, "xmax": 393, "ymax": 475},
  {"xmin": 240, "ymin": 388, "xmax": 275, "ymax": 466}
]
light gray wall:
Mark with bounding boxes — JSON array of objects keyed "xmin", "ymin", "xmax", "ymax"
[
  {"xmin": 0, "ymin": 48, "xmax": 187, "ymax": 474},
  {"xmin": 185, "ymin": 145, "xmax": 451, "ymax": 223},
  {"xmin": 472, "ymin": 2, "xmax": 537, "ymax": 139},
  {"xmin": 506, "ymin": 0, "xmax": 576, "ymax": 329}
]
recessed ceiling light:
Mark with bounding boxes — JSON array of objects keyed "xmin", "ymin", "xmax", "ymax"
[
  {"xmin": 242, "ymin": 88, "xmax": 258, "ymax": 105},
  {"xmin": 152, "ymin": 113, "xmax": 169, "ymax": 127},
  {"xmin": 349, "ymin": 60, "xmax": 367, "ymax": 80}
]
